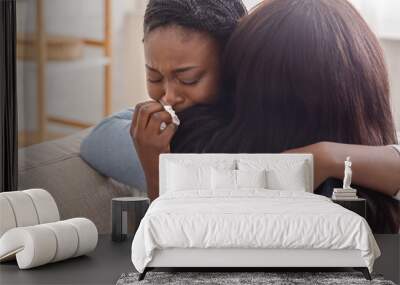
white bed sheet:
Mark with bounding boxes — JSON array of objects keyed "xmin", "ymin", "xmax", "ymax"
[{"xmin": 131, "ymin": 190, "xmax": 380, "ymax": 273}]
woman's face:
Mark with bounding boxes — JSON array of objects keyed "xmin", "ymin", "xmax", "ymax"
[{"xmin": 143, "ymin": 25, "xmax": 220, "ymax": 112}]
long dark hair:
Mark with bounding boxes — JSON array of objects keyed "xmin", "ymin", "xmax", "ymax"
[
  {"xmin": 172, "ymin": 0, "xmax": 397, "ymax": 154},
  {"xmin": 172, "ymin": 0, "xmax": 399, "ymax": 233}
]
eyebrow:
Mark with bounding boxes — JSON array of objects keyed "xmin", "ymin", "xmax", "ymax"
[
  {"xmin": 145, "ymin": 64, "xmax": 160, "ymax": 72},
  {"xmin": 174, "ymin": 66, "xmax": 199, "ymax": 73},
  {"xmin": 145, "ymin": 64, "xmax": 199, "ymax": 74}
]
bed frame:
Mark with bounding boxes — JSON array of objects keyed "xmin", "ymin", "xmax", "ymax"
[
  {"xmin": 139, "ymin": 248, "xmax": 370, "ymax": 280},
  {"xmin": 138, "ymin": 154, "xmax": 372, "ymax": 281}
]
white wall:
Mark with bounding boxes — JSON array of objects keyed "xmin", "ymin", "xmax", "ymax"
[
  {"xmin": 382, "ymin": 40, "xmax": 400, "ymax": 130},
  {"xmin": 349, "ymin": 0, "xmax": 400, "ymax": 129}
]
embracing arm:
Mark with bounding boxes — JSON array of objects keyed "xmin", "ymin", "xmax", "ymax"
[
  {"xmin": 285, "ymin": 142, "xmax": 400, "ymax": 196},
  {"xmin": 140, "ymin": 156, "xmax": 160, "ymax": 202}
]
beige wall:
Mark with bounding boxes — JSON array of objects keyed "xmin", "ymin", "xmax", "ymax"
[
  {"xmin": 381, "ymin": 40, "xmax": 400, "ymax": 130},
  {"xmin": 112, "ymin": 11, "xmax": 147, "ymax": 113}
]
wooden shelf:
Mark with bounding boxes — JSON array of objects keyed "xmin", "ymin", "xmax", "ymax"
[
  {"xmin": 17, "ymin": 53, "xmax": 110, "ymax": 74},
  {"xmin": 47, "ymin": 116, "xmax": 93, "ymax": 129},
  {"xmin": 18, "ymin": 0, "xmax": 112, "ymax": 147}
]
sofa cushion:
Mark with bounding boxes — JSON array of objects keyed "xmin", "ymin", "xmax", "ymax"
[{"xmin": 18, "ymin": 128, "xmax": 144, "ymax": 234}]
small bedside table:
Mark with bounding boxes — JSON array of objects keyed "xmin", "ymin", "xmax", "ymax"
[
  {"xmin": 331, "ymin": 198, "xmax": 366, "ymax": 219},
  {"xmin": 112, "ymin": 197, "xmax": 150, "ymax": 242}
]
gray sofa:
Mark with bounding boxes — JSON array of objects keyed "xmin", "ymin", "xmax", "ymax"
[{"xmin": 18, "ymin": 128, "xmax": 146, "ymax": 234}]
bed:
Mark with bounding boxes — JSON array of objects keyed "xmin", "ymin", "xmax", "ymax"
[{"xmin": 131, "ymin": 154, "xmax": 380, "ymax": 281}]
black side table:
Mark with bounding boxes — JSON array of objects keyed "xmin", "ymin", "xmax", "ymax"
[
  {"xmin": 112, "ymin": 197, "xmax": 150, "ymax": 242},
  {"xmin": 331, "ymin": 198, "xmax": 366, "ymax": 219}
]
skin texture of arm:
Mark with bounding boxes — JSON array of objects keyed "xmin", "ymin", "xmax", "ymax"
[
  {"xmin": 284, "ymin": 142, "xmax": 400, "ymax": 196},
  {"xmin": 130, "ymin": 101, "xmax": 177, "ymax": 202},
  {"xmin": 142, "ymin": 157, "xmax": 160, "ymax": 202}
]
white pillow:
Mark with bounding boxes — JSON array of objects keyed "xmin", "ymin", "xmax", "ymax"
[
  {"xmin": 211, "ymin": 168, "xmax": 236, "ymax": 190},
  {"xmin": 211, "ymin": 168, "xmax": 268, "ymax": 190},
  {"xmin": 267, "ymin": 162, "xmax": 308, "ymax": 191},
  {"xmin": 165, "ymin": 159, "xmax": 236, "ymax": 193},
  {"xmin": 238, "ymin": 159, "xmax": 309, "ymax": 192},
  {"xmin": 167, "ymin": 162, "xmax": 211, "ymax": 191},
  {"xmin": 237, "ymin": 169, "xmax": 267, "ymax": 188}
]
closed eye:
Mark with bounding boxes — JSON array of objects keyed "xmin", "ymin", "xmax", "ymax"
[
  {"xmin": 179, "ymin": 78, "xmax": 200, "ymax": 85},
  {"xmin": 147, "ymin": 78, "xmax": 163, "ymax": 84},
  {"xmin": 178, "ymin": 73, "xmax": 204, "ymax": 86}
]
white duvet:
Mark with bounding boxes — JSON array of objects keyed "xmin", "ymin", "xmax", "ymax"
[{"xmin": 131, "ymin": 190, "xmax": 380, "ymax": 273}]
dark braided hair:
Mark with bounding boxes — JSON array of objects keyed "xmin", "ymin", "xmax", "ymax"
[{"xmin": 144, "ymin": 0, "xmax": 247, "ymax": 49}]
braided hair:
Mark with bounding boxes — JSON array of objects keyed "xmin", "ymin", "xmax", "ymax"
[{"xmin": 144, "ymin": 0, "xmax": 247, "ymax": 49}]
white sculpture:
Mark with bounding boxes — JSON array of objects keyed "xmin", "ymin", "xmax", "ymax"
[{"xmin": 343, "ymin": 156, "xmax": 353, "ymax": 190}]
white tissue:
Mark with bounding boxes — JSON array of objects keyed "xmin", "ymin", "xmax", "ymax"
[{"xmin": 163, "ymin": 105, "xmax": 180, "ymax": 126}]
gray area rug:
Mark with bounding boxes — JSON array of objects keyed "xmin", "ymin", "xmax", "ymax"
[{"xmin": 116, "ymin": 271, "xmax": 395, "ymax": 285}]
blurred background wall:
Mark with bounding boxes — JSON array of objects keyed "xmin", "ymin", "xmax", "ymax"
[{"xmin": 17, "ymin": 0, "xmax": 148, "ymax": 145}]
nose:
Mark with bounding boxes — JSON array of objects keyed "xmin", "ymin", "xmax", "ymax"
[{"xmin": 161, "ymin": 82, "xmax": 184, "ymax": 107}]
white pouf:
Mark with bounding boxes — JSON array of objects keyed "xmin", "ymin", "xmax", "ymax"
[
  {"xmin": 1, "ymin": 191, "xmax": 40, "ymax": 227},
  {"xmin": 0, "ymin": 218, "xmax": 98, "ymax": 269},
  {"xmin": 0, "ymin": 189, "xmax": 60, "ymax": 237},
  {"xmin": 24, "ymin": 189, "xmax": 60, "ymax": 223},
  {"xmin": 0, "ymin": 189, "xmax": 98, "ymax": 269},
  {"xmin": 42, "ymin": 221, "xmax": 79, "ymax": 262},
  {"xmin": 64, "ymin": 218, "xmax": 98, "ymax": 257},
  {"xmin": 0, "ymin": 196, "xmax": 17, "ymax": 237},
  {"xmin": 0, "ymin": 225, "xmax": 57, "ymax": 268}
]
